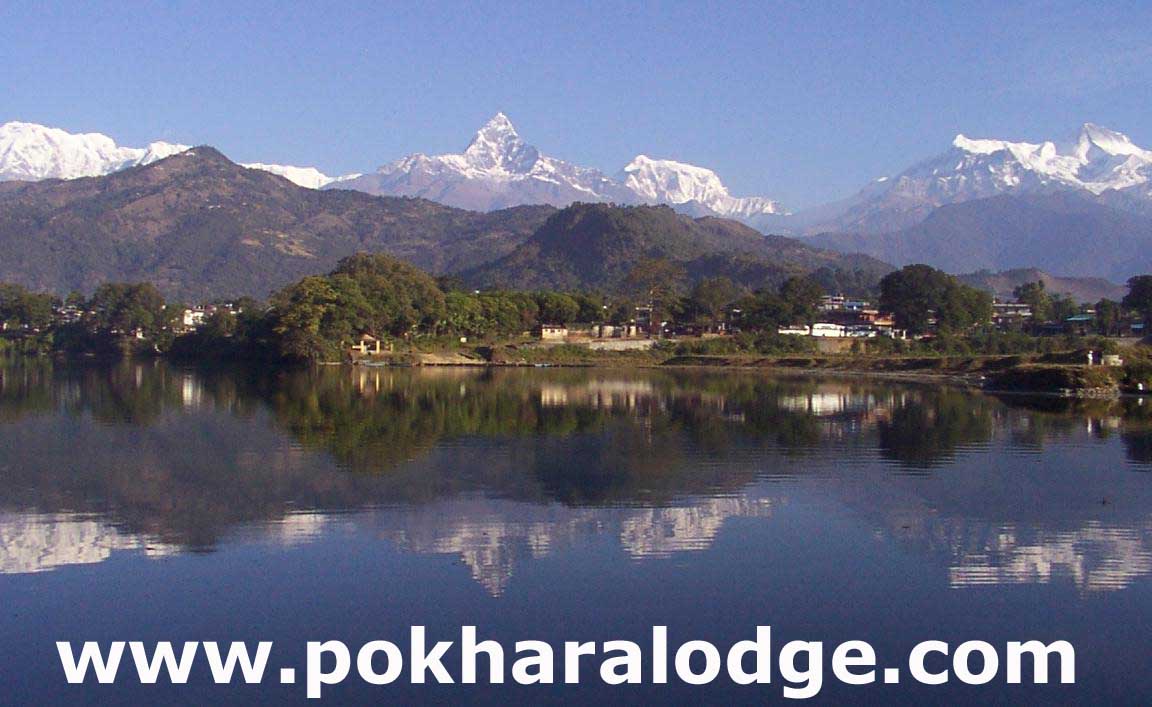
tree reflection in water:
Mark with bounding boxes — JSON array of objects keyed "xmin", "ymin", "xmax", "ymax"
[{"xmin": 0, "ymin": 361, "xmax": 1150, "ymax": 592}]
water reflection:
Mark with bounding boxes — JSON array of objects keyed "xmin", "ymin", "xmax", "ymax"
[
  {"xmin": 0, "ymin": 360, "xmax": 1150, "ymax": 598},
  {"xmin": 0, "ymin": 513, "xmax": 178, "ymax": 574},
  {"xmin": 947, "ymin": 521, "xmax": 1152, "ymax": 593}
]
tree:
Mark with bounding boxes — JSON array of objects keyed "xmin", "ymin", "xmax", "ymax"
[
  {"xmin": 1095, "ymin": 298, "xmax": 1123, "ymax": 336},
  {"xmin": 87, "ymin": 283, "xmax": 168, "ymax": 336},
  {"xmin": 778, "ymin": 276, "xmax": 824, "ymax": 325},
  {"xmin": 879, "ymin": 265, "xmax": 989, "ymax": 334},
  {"xmin": 936, "ymin": 284, "xmax": 993, "ymax": 332},
  {"xmin": 736, "ymin": 291, "xmax": 791, "ymax": 332},
  {"xmin": 270, "ymin": 276, "xmax": 342, "ymax": 360},
  {"xmin": 1123, "ymin": 275, "xmax": 1152, "ymax": 325},
  {"xmin": 0, "ymin": 284, "xmax": 55, "ymax": 330},
  {"xmin": 442, "ymin": 292, "xmax": 488, "ymax": 336},
  {"xmin": 573, "ymin": 293, "xmax": 607, "ymax": 323},
  {"xmin": 624, "ymin": 258, "xmax": 687, "ymax": 335},
  {"xmin": 879, "ymin": 265, "xmax": 949, "ymax": 334},
  {"xmin": 688, "ymin": 277, "xmax": 741, "ymax": 331},
  {"xmin": 534, "ymin": 291, "xmax": 581, "ymax": 325},
  {"xmin": 330, "ymin": 253, "xmax": 446, "ymax": 336},
  {"xmin": 1049, "ymin": 294, "xmax": 1079, "ymax": 324},
  {"xmin": 1013, "ymin": 281, "xmax": 1052, "ymax": 324},
  {"xmin": 201, "ymin": 309, "xmax": 238, "ymax": 339}
]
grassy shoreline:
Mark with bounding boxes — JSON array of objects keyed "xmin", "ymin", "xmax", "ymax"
[{"xmin": 346, "ymin": 344, "xmax": 1151, "ymax": 397}]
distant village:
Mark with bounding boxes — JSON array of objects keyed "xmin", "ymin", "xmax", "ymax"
[
  {"xmin": 524, "ymin": 293, "xmax": 1146, "ymax": 352},
  {"xmin": 1, "ymin": 259, "xmax": 1150, "ymax": 376},
  {"xmin": 1, "ymin": 288, "xmax": 1148, "ymax": 351}
]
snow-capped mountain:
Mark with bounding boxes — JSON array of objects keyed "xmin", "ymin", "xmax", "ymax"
[
  {"xmin": 620, "ymin": 154, "xmax": 787, "ymax": 221},
  {"xmin": 2, "ymin": 116, "xmax": 788, "ymax": 225},
  {"xmin": 332, "ymin": 114, "xmax": 788, "ymax": 221},
  {"xmin": 809, "ymin": 123, "xmax": 1152, "ymax": 234},
  {"xmin": 334, "ymin": 113, "xmax": 637, "ymax": 211},
  {"xmin": 0, "ymin": 121, "xmax": 354, "ymax": 189},
  {"xmin": 242, "ymin": 162, "xmax": 359, "ymax": 189},
  {"xmin": 0, "ymin": 121, "xmax": 189, "ymax": 181}
]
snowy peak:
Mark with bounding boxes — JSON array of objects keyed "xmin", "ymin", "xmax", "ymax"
[
  {"xmin": 0, "ymin": 120, "xmax": 353, "ymax": 189},
  {"xmin": 1, "ymin": 116, "xmax": 790, "ymax": 226},
  {"xmin": 622, "ymin": 154, "xmax": 728, "ymax": 202},
  {"xmin": 0, "ymin": 121, "xmax": 189, "ymax": 181},
  {"xmin": 243, "ymin": 162, "xmax": 359, "ymax": 189},
  {"xmin": 811, "ymin": 123, "xmax": 1152, "ymax": 234},
  {"xmin": 944, "ymin": 123, "xmax": 1152, "ymax": 193},
  {"xmin": 1075, "ymin": 123, "xmax": 1145, "ymax": 159},
  {"xmin": 621, "ymin": 154, "xmax": 786, "ymax": 218},
  {"xmin": 344, "ymin": 114, "xmax": 788, "ymax": 220},
  {"xmin": 461, "ymin": 113, "xmax": 539, "ymax": 173}
]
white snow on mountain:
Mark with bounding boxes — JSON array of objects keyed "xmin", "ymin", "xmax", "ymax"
[
  {"xmin": 336, "ymin": 113, "xmax": 637, "ymax": 210},
  {"xmin": 804, "ymin": 123, "xmax": 1152, "ymax": 233},
  {"xmin": 620, "ymin": 154, "xmax": 787, "ymax": 219},
  {"xmin": 0, "ymin": 121, "xmax": 189, "ymax": 181},
  {"xmin": 336, "ymin": 113, "xmax": 788, "ymax": 221},
  {"xmin": 243, "ymin": 162, "xmax": 359, "ymax": 189},
  {"xmin": 929, "ymin": 122, "xmax": 1152, "ymax": 197},
  {"xmin": 0, "ymin": 120, "xmax": 355, "ymax": 189}
]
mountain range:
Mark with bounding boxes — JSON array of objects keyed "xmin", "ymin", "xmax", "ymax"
[
  {"xmin": 3, "ymin": 116, "xmax": 1152, "ymax": 282},
  {"xmin": 0, "ymin": 147, "xmax": 876, "ymax": 300},
  {"xmin": 331, "ymin": 113, "xmax": 790, "ymax": 225},
  {"xmin": 808, "ymin": 192, "xmax": 1152, "ymax": 283},
  {"xmin": 801, "ymin": 122, "xmax": 1152, "ymax": 235},
  {"xmin": 0, "ymin": 121, "xmax": 361, "ymax": 189},
  {"xmin": 0, "ymin": 114, "xmax": 787, "ymax": 226}
]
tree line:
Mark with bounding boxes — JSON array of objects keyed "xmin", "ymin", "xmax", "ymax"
[{"xmin": 3, "ymin": 254, "xmax": 1152, "ymax": 363}]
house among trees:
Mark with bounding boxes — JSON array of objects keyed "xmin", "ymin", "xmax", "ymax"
[
  {"xmin": 536, "ymin": 324, "xmax": 569, "ymax": 341},
  {"xmin": 595, "ymin": 323, "xmax": 643, "ymax": 338},
  {"xmin": 350, "ymin": 333, "xmax": 383, "ymax": 355},
  {"xmin": 992, "ymin": 301, "xmax": 1033, "ymax": 329}
]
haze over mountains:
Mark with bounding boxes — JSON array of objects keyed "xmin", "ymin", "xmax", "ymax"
[{"xmin": 2, "ymin": 116, "xmax": 1151, "ymax": 283}]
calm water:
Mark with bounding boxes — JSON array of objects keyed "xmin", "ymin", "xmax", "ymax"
[{"xmin": 1, "ymin": 361, "xmax": 1151, "ymax": 703}]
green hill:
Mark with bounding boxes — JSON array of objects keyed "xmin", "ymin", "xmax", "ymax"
[{"xmin": 464, "ymin": 202, "xmax": 890, "ymax": 293}]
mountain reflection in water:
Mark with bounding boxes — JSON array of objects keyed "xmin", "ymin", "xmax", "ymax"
[{"xmin": 0, "ymin": 360, "xmax": 1150, "ymax": 599}]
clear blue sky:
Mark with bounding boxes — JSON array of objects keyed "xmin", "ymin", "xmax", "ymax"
[{"xmin": 2, "ymin": 0, "xmax": 1149, "ymax": 208}]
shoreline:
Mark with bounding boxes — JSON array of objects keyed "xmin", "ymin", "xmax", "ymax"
[
  {"xmin": 341, "ymin": 350, "xmax": 1147, "ymax": 397},
  {"xmin": 13, "ymin": 345, "xmax": 1148, "ymax": 398}
]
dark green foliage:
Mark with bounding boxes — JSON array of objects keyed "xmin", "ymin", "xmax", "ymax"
[
  {"xmin": 879, "ymin": 264, "xmax": 992, "ymax": 334},
  {"xmin": 1124, "ymin": 275, "xmax": 1152, "ymax": 324},
  {"xmin": 533, "ymin": 291, "xmax": 581, "ymax": 325},
  {"xmin": 778, "ymin": 276, "xmax": 824, "ymax": 325},
  {"xmin": 1013, "ymin": 280, "xmax": 1051, "ymax": 322},
  {"xmin": 735, "ymin": 290, "xmax": 792, "ymax": 331},
  {"xmin": 441, "ymin": 290, "xmax": 538, "ymax": 337},
  {"xmin": 88, "ymin": 283, "xmax": 172, "ymax": 335},
  {"xmin": 686, "ymin": 276, "xmax": 743, "ymax": 330},
  {"xmin": 0, "ymin": 283, "xmax": 56, "ymax": 329},
  {"xmin": 267, "ymin": 253, "xmax": 446, "ymax": 361}
]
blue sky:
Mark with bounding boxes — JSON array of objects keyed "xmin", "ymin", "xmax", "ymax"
[{"xmin": 2, "ymin": 0, "xmax": 1150, "ymax": 208}]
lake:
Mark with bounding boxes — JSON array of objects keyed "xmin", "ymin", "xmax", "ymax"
[{"xmin": 0, "ymin": 361, "xmax": 1150, "ymax": 703}]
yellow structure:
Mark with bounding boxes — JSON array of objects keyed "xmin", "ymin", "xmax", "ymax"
[{"xmin": 350, "ymin": 334, "xmax": 383, "ymax": 355}]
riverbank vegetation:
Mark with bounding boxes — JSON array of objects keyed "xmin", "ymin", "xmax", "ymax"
[{"xmin": 2, "ymin": 254, "xmax": 1151, "ymax": 394}]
